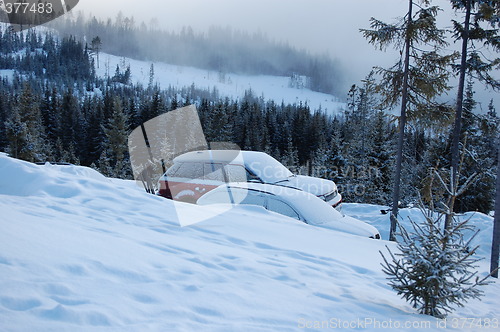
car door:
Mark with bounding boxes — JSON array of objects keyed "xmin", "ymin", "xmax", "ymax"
[
  {"xmin": 266, "ymin": 197, "xmax": 303, "ymax": 222},
  {"xmin": 199, "ymin": 162, "xmax": 226, "ymax": 197},
  {"xmin": 223, "ymin": 164, "xmax": 257, "ymax": 183},
  {"xmin": 239, "ymin": 189, "xmax": 267, "ymax": 207},
  {"xmin": 163, "ymin": 162, "xmax": 205, "ymax": 203}
]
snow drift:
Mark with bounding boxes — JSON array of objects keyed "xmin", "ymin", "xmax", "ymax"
[{"xmin": 0, "ymin": 153, "xmax": 498, "ymax": 331}]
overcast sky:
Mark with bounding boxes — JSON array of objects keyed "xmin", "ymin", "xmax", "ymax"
[{"xmin": 73, "ymin": 0, "xmax": 496, "ymax": 109}]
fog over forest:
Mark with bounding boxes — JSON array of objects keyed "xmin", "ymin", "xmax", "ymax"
[
  {"xmin": 49, "ymin": 13, "xmax": 345, "ymax": 96},
  {"xmin": 73, "ymin": 0, "xmax": 498, "ymax": 109}
]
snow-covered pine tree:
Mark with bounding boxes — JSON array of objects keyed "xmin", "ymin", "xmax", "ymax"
[
  {"xmin": 101, "ymin": 98, "xmax": 131, "ymax": 178},
  {"xmin": 380, "ymin": 205, "xmax": 489, "ymax": 318},
  {"xmin": 140, "ymin": 89, "xmax": 164, "ymax": 123},
  {"xmin": 5, "ymin": 107, "xmax": 29, "ymax": 160},
  {"xmin": 60, "ymin": 142, "xmax": 80, "ymax": 165},
  {"xmin": 346, "ymin": 72, "xmax": 377, "ymax": 165},
  {"xmin": 0, "ymin": 91, "xmax": 7, "ymax": 151},
  {"xmin": 5, "ymin": 84, "xmax": 47, "ymax": 162},
  {"xmin": 491, "ymin": 132, "xmax": 500, "ymax": 277},
  {"xmin": 310, "ymin": 134, "xmax": 329, "ymax": 178},
  {"xmin": 448, "ymin": 0, "xmax": 500, "ymax": 229},
  {"xmin": 208, "ymin": 100, "xmax": 233, "ymax": 144},
  {"xmin": 361, "ymin": 0, "xmax": 457, "ymax": 240},
  {"xmin": 454, "ymin": 84, "xmax": 498, "ymax": 213},
  {"xmin": 98, "ymin": 150, "xmax": 113, "ymax": 177},
  {"xmin": 90, "ymin": 36, "xmax": 101, "ymax": 69},
  {"xmin": 364, "ymin": 110, "xmax": 394, "ymax": 205},
  {"xmin": 281, "ymin": 135, "xmax": 299, "ymax": 173},
  {"xmin": 320, "ymin": 120, "xmax": 347, "ymax": 195},
  {"xmin": 60, "ymin": 88, "xmax": 85, "ymax": 159},
  {"xmin": 342, "ymin": 73, "xmax": 380, "ymax": 202},
  {"xmin": 381, "ymin": 150, "xmax": 492, "ymax": 317},
  {"xmin": 40, "ymin": 86, "xmax": 61, "ymax": 146},
  {"xmin": 126, "ymin": 97, "xmax": 141, "ymax": 132},
  {"xmin": 148, "ymin": 63, "xmax": 155, "ymax": 91}
]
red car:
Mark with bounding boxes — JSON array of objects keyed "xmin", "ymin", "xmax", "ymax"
[{"xmin": 158, "ymin": 150, "xmax": 342, "ymax": 210}]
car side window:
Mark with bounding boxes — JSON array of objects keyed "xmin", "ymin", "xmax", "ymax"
[
  {"xmin": 165, "ymin": 164, "xmax": 180, "ymax": 177},
  {"xmin": 240, "ymin": 190, "xmax": 266, "ymax": 207},
  {"xmin": 224, "ymin": 164, "xmax": 249, "ymax": 182},
  {"xmin": 171, "ymin": 162, "xmax": 203, "ymax": 179},
  {"xmin": 204, "ymin": 163, "xmax": 225, "ymax": 182},
  {"xmin": 267, "ymin": 197, "xmax": 300, "ymax": 220}
]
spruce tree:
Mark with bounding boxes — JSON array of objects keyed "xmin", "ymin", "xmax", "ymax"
[
  {"xmin": 101, "ymin": 98, "xmax": 131, "ymax": 178},
  {"xmin": 448, "ymin": 0, "xmax": 500, "ymax": 230},
  {"xmin": 90, "ymin": 36, "xmax": 102, "ymax": 69},
  {"xmin": 40, "ymin": 86, "xmax": 61, "ymax": 145},
  {"xmin": 5, "ymin": 84, "xmax": 47, "ymax": 162},
  {"xmin": 86, "ymin": 99, "xmax": 105, "ymax": 165},
  {"xmin": 310, "ymin": 134, "xmax": 329, "ymax": 178},
  {"xmin": 60, "ymin": 88, "xmax": 84, "ymax": 154},
  {"xmin": 454, "ymin": 84, "xmax": 497, "ymax": 213},
  {"xmin": 361, "ymin": 0, "xmax": 456, "ymax": 240},
  {"xmin": 0, "ymin": 90, "xmax": 8, "ymax": 151},
  {"xmin": 365, "ymin": 110, "xmax": 394, "ymax": 205},
  {"xmin": 381, "ymin": 205, "xmax": 489, "ymax": 317},
  {"xmin": 5, "ymin": 107, "xmax": 29, "ymax": 160},
  {"xmin": 491, "ymin": 134, "xmax": 500, "ymax": 277}
]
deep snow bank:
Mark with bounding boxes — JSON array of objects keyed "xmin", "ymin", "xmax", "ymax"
[{"xmin": 0, "ymin": 154, "xmax": 498, "ymax": 331}]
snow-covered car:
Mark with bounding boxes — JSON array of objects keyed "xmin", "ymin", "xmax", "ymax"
[
  {"xmin": 158, "ymin": 150, "xmax": 342, "ymax": 210},
  {"xmin": 197, "ymin": 182, "xmax": 379, "ymax": 239}
]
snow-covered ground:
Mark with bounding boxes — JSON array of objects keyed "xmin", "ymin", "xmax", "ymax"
[
  {"xmin": 0, "ymin": 153, "xmax": 498, "ymax": 331},
  {"xmin": 95, "ymin": 53, "xmax": 346, "ymax": 115}
]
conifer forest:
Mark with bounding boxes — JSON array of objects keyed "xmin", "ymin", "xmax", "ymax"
[{"xmin": 0, "ymin": 5, "xmax": 498, "ymax": 216}]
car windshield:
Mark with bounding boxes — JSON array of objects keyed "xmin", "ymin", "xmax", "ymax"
[{"xmin": 244, "ymin": 154, "xmax": 293, "ymax": 183}]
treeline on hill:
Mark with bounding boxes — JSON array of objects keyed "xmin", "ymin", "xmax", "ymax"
[
  {"xmin": 46, "ymin": 12, "xmax": 343, "ymax": 96},
  {"xmin": 0, "ymin": 27, "xmax": 497, "ymax": 213}
]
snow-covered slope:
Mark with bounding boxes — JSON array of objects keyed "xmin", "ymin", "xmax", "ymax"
[
  {"xmin": 0, "ymin": 154, "xmax": 498, "ymax": 331},
  {"xmin": 0, "ymin": 22, "xmax": 345, "ymax": 114},
  {"xmin": 95, "ymin": 53, "xmax": 345, "ymax": 114}
]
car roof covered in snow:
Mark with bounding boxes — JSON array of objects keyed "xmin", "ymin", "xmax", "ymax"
[
  {"xmin": 174, "ymin": 150, "xmax": 266, "ymax": 164},
  {"xmin": 173, "ymin": 150, "xmax": 293, "ymax": 183}
]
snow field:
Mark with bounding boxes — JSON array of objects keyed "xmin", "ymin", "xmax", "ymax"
[
  {"xmin": 95, "ymin": 53, "xmax": 345, "ymax": 115},
  {"xmin": 0, "ymin": 154, "xmax": 499, "ymax": 331}
]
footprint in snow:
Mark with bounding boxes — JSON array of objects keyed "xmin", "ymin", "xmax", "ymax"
[{"xmin": 0, "ymin": 297, "xmax": 42, "ymax": 311}]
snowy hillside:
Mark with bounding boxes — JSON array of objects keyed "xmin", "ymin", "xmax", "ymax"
[
  {"xmin": 0, "ymin": 153, "xmax": 498, "ymax": 331},
  {"xmin": 0, "ymin": 22, "xmax": 344, "ymax": 115},
  {"xmin": 95, "ymin": 53, "xmax": 345, "ymax": 114}
]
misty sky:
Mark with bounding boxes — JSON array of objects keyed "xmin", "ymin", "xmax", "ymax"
[{"xmin": 74, "ymin": 0, "xmax": 496, "ymax": 109}]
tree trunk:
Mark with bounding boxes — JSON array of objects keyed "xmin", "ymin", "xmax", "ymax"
[
  {"xmin": 447, "ymin": 0, "xmax": 471, "ymax": 231},
  {"xmin": 491, "ymin": 137, "xmax": 500, "ymax": 278},
  {"xmin": 390, "ymin": 0, "xmax": 413, "ymax": 241}
]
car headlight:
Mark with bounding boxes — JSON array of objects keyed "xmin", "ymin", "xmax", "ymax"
[{"xmin": 323, "ymin": 189, "xmax": 338, "ymax": 202}]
